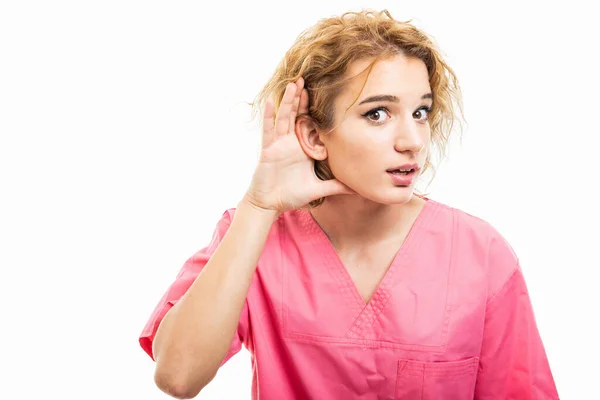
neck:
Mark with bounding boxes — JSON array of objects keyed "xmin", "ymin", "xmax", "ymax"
[{"xmin": 309, "ymin": 193, "xmax": 426, "ymax": 250}]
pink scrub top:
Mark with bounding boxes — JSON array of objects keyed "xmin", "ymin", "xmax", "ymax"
[{"xmin": 139, "ymin": 198, "xmax": 559, "ymax": 399}]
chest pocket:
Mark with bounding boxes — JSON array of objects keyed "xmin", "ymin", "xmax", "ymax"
[{"xmin": 395, "ymin": 357, "xmax": 479, "ymax": 400}]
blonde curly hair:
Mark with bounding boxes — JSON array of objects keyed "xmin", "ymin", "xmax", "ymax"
[{"xmin": 251, "ymin": 9, "xmax": 466, "ymax": 207}]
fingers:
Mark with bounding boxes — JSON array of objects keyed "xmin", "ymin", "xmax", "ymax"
[
  {"xmin": 298, "ymin": 86, "xmax": 309, "ymax": 116},
  {"xmin": 266, "ymin": 77, "xmax": 306, "ymax": 145},
  {"xmin": 275, "ymin": 82, "xmax": 297, "ymax": 138},
  {"xmin": 315, "ymin": 179, "xmax": 357, "ymax": 199},
  {"xmin": 288, "ymin": 77, "xmax": 304, "ymax": 135},
  {"xmin": 262, "ymin": 97, "xmax": 276, "ymax": 148}
]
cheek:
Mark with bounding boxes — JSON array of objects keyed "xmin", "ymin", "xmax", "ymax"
[
  {"xmin": 323, "ymin": 125, "xmax": 389, "ymax": 178},
  {"xmin": 328, "ymin": 141, "xmax": 379, "ymax": 180}
]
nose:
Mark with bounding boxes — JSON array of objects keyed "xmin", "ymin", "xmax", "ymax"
[{"xmin": 393, "ymin": 122, "xmax": 426, "ymax": 154}]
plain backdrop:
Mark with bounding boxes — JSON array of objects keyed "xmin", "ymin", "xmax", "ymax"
[{"xmin": 1, "ymin": 1, "xmax": 598, "ymax": 399}]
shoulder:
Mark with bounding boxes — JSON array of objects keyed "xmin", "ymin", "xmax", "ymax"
[
  {"xmin": 208, "ymin": 207, "xmax": 237, "ymax": 237},
  {"xmin": 431, "ymin": 199, "xmax": 520, "ymax": 298},
  {"xmin": 222, "ymin": 207, "xmax": 237, "ymax": 222},
  {"xmin": 216, "ymin": 207, "xmax": 288, "ymax": 229},
  {"xmin": 432, "ymin": 199, "xmax": 503, "ymax": 241}
]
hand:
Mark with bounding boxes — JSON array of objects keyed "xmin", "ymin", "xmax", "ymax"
[{"xmin": 243, "ymin": 77, "xmax": 355, "ymax": 215}]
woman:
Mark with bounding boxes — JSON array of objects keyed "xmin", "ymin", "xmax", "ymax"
[{"xmin": 139, "ymin": 9, "xmax": 558, "ymax": 399}]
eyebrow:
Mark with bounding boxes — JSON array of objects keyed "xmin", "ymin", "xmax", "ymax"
[{"xmin": 358, "ymin": 93, "xmax": 433, "ymax": 105}]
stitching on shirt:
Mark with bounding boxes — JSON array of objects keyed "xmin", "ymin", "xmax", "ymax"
[
  {"xmin": 285, "ymin": 331, "xmax": 448, "ymax": 352},
  {"xmin": 347, "ymin": 201, "xmax": 446, "ymax": 341},
  {"xmin": 485, "ymin": 264, "xmax": 519, "ymax": 306},
  {"xmin": 438, "ymin": 207, "xmax": 458, "ymax": 347},
  {"xmin": 485, "ymin": 242, "xmax": 519, "ymax": 306}
]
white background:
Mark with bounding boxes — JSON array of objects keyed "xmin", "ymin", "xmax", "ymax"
[{"xmin": 1, "ymin": 1, "xmax": 598, "ymax": 399}]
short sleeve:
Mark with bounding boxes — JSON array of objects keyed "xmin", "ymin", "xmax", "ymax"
[
  {"xmin": 138, "ymin": 208, "xmax": 250, "ymax": 366},
  {"xmin": 474, "ymin": 234, "xmax": 559, "ymax": 399}
]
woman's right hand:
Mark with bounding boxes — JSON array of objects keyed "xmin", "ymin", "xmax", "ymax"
[{"xmin": 243, "ymin": 77, "xmax": 355, "ymax": 216}]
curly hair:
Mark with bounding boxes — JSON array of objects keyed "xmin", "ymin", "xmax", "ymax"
[{"xmin": 251, "ymin": 9, "xmax": 466, "ymax": 208}]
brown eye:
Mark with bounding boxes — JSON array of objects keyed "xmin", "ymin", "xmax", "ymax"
[
  {"xmin": 363, "ymin": 107, "xmax": 390, "ymax": 124},
  {"xmin": 414, "ymin": 106, "xmax": 431, "ymax": 121}
]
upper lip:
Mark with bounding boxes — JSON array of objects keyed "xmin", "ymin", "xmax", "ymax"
[{"xmin": 387, "ymin": 163, "xmax": 419, "ymax": 172}]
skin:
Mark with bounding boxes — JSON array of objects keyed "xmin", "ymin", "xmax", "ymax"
[
  {"xmin": 152, "ymin": 53, "xmax": 434, "ymax": 397},
  {"xmin": 297, "ymin": 53, "xmax": 432, "ymax": 246}
]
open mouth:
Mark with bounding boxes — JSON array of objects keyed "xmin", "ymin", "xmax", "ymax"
[
  {"xmin": 388, "ymin": 168, "xmax": 416, "ymax": 175},
  {"xmin": 386, "ymin": 165, "xmax": 419, "ymax": 186}
]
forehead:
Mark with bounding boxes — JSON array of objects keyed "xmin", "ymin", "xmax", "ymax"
[{"xmin": 341, "ymin": 54, "xmax": 430, "ymax": 103}]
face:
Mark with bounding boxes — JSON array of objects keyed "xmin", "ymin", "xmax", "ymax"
[{"xmin": 316, "ymin": 54, "xmax": 432, "ymax": 204}]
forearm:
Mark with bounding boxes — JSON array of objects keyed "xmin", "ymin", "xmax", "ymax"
[{"xmin": 153, "ymin": 200, "xmax": 278, "ymax": 398}]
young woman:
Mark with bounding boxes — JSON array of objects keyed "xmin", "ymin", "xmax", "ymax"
[{"xmin": 139, "ymin": 9, "xmax": 558, "ymax": 399}]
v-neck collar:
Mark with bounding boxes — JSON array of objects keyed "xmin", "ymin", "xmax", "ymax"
[{"xmin": 297, "ymin": 197, "xmax": 441, "ymax": 338}]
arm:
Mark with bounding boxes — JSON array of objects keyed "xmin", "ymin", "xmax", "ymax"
[
  {"xmin": 143, "ymin": 77, "xmax": 352, "ymax": 399},
  {"xmin": 151, "ymin": 200, "xmax": 278, "ymax": 399},
  {"xmin": 474, "ymin": 264, "xmax": 559, "ymax": 399}
]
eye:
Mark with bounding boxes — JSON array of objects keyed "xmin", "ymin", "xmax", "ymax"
[
  {"xmin": 414, "ymin": 106, "xmax": 432, "ymax": 122},
  {"xmin": 362, "ymin": 107, "xmax": 391, "ymax": 124}
]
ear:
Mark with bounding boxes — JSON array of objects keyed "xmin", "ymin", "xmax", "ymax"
[{"xmin": 295, "ymin": 116, "xmax": 328, "ymax": 161}]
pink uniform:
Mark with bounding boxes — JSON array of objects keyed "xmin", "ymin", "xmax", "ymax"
[{"xmin": 139, "ymin": 198, "xmax": 559, "ymax": 399}]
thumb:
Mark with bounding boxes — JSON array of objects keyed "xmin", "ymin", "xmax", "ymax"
[{"xmin": 314, "ymin": 179, "xmax": 357, "ymax": 199}]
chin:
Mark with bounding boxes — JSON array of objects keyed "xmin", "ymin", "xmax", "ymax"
[{"xmin": 356, "ymin": 187, "xmax": 415, "ymax": 205}]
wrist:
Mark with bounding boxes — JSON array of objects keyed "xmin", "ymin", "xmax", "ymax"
[{"xmin": 237, "ymin": 196, "xmax": 281, "ymax": 223}]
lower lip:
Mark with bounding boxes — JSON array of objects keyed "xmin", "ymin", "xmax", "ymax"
[{"xmin": 387, "ymin": 170, "xmax": 417, "ymax": 186}]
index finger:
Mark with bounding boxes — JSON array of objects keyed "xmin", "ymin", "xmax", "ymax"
[{"xmin": 298, "ymin": 88, "xmax": 309, "ymax": 116}]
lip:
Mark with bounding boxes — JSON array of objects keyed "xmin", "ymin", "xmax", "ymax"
[
  {"xmin": 386, "ymin": 163, "xmax": 419, "ymax": 173},
  {"xmin": 386, "ymin": 163, "xmax": 420, "ymax": 186}
]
